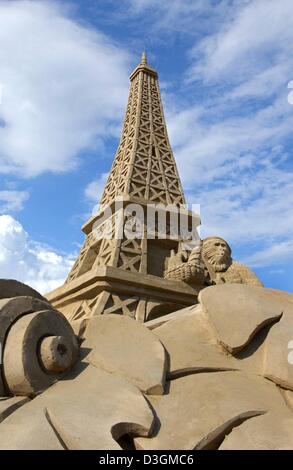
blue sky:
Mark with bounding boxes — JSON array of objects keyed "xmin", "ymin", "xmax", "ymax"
[{"xmin": 0, "ymin": 0, "xmax": 292, "ymax": 293}]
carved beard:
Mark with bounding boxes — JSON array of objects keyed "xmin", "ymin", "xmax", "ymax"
[{"xmin": 203, "ymin": 247, "xmax": 232, "ymax": 272}]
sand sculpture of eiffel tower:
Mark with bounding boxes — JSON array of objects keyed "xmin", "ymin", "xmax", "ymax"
[{"xmin": 47, "ymin": 53, "xmax": 201, "ymax": 327}]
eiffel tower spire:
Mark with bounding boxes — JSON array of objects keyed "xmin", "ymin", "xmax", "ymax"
[
  {"xmin": 47, "ymin": 55, "xmax": 199, "ymax": 327},
  {"xmin": 99, "ymin": 53, "xmax": 185, "ymax": 209},
  {"xmin": 141, "ymin": 51, "xmax": 147, "ymax": 65}
]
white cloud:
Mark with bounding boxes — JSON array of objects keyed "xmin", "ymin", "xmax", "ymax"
[
  {"xmin": 85, "ymin": 172, "xmax": 109, "ymax": 203},
  {"xmin": 188, "ymin": 0, "xmax": 293, "ymax": 85},
  {"xmin": 243, "ymin": 240, "xmax": 293, "ymax": 268},
  {"xmin": 125, "ymin": 0, "xmax": 231, "ymax": 34},
  {"xmin": 0, "ymin": 190, "xmax": 29, "ymax": 212},
  {"xmin": 84, "ymin": 172, "xmax": 109, "ymax": 218},
  {"xmin": 0, "ymin": 214, "xmax": 74, "ymax": 293},
  {"xmin": 192, "ymin": 165, "xmax": 293, "ymax": 242},
  {"xmin": 167, "ymin": 95, "xmax": 293, "ymax": 186},
  {"xmin": 0, "ymin": 0, "xmax": 131, "ymax": 177},
  {"xmin": 129, "ymin": 0, "xmax": 210, "ymax": 18}
]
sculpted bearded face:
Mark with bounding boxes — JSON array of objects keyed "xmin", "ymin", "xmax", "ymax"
[{"xmin": 202, "ymin": 237, "xmax": 232, "ymax": 272}]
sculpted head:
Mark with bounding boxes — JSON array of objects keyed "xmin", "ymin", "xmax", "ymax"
[{"xmin": 202, "ymin": 237, "xmax": 232, "ymax": 272}]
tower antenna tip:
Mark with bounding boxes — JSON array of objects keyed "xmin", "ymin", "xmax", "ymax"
[{"xmin": 141, "ymin": 51, "xmax": 147, "ymax": 65}]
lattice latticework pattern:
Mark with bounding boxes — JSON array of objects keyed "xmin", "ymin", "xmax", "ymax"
[
  {"xmin": 67, "ymin": 55, "xmax": 185, "ymax": 283},
  {"xmin": 67, "ymin": 210, "xmax": 148, "ymax": 282},
  {"xmin": 100, "ymin": 59, "xmax": 185, "ymax": 207}
]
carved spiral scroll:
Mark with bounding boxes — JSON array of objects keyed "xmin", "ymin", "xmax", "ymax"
[{"xmin": 0, "ymin": 296, "xmax": 79, "ymax": 397}]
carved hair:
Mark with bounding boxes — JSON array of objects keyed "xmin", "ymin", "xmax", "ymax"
[{"xmin": 202, "ymin": 237, "xmax": 232, "ymax": 273}]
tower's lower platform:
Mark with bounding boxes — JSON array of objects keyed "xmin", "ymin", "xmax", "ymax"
[{"xmin": 46, "ymin": 266, "xmax": 199, "ymax": 331}]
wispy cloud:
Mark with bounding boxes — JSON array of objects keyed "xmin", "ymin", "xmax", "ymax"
[
  {"xmin": 84, "ymin": 172, "xmax": 109, "ymax": 216},
  {"xmin": 0, "ymin": 0, "xmax": 131, "ymax": 177},
  {"xmin": 243, "ymin": 240, "xmax": 293, "ymax": 268},
  {"xmin": 0, "ymin": 190, "xmax": 29, "ymax": 213},
  {"xmin": 124, "ymin": 0, "xmax": 233, "ymax": 36},
  {"xmin": 85, "ymin": 172, "xmax": 109, "ymax": 203},
  {"xmin": 188, "ymin": 0, "xmax": 293, "ymax": 86},
  {"xmin": 0, "ymin": 214, "xmax": 75, "ymax": 293}
]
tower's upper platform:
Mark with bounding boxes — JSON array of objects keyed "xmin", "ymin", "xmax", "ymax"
[{"xmin": 129, "ymin": 52, "xmax": 158, "ymax": 80}]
